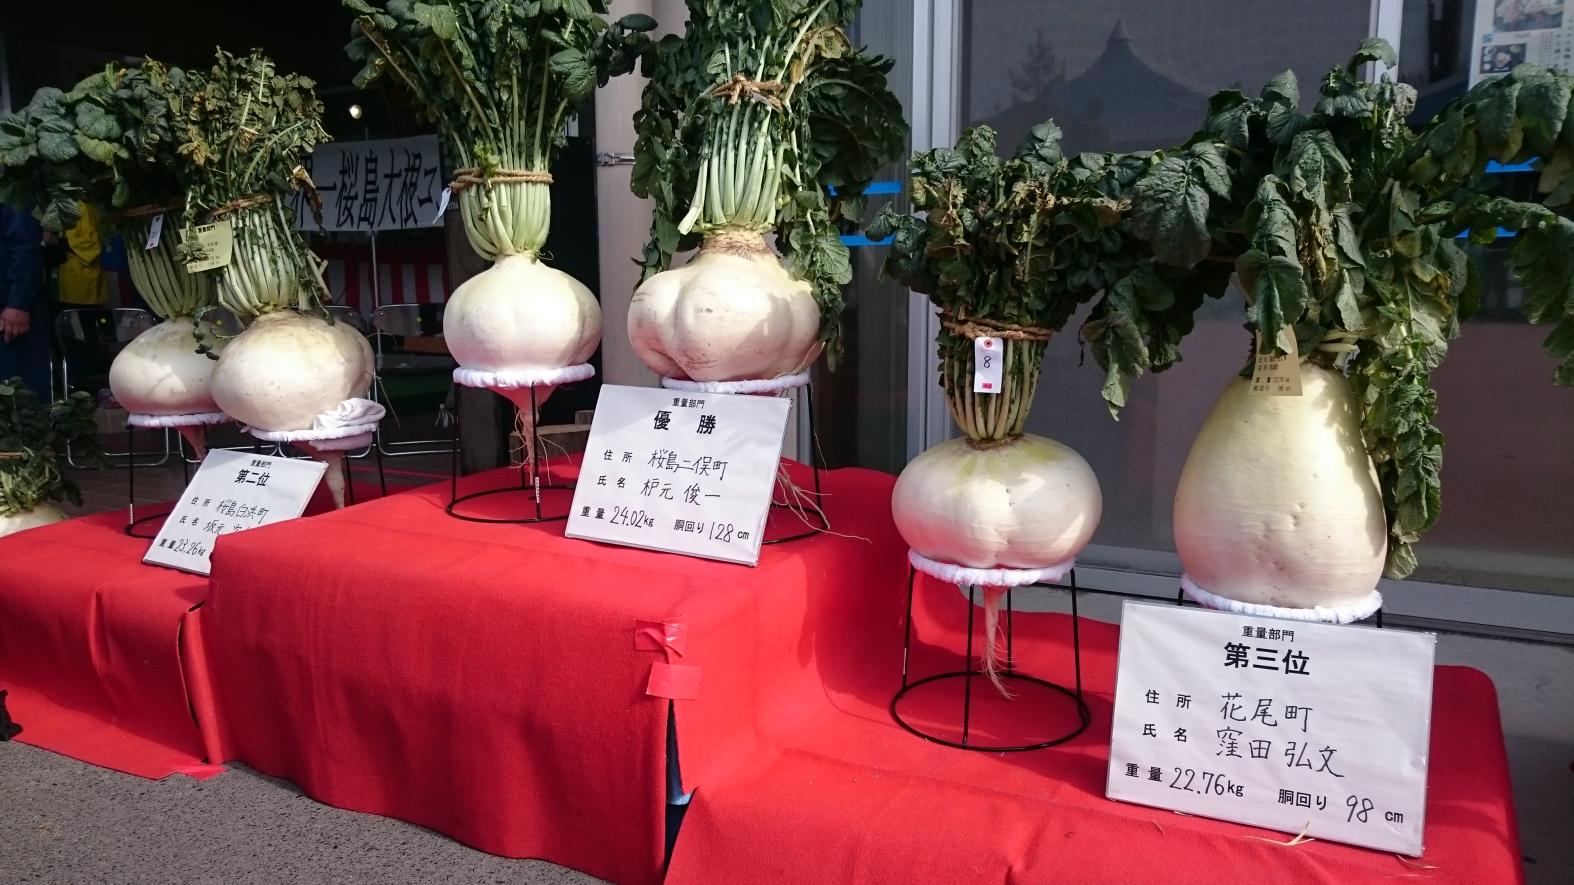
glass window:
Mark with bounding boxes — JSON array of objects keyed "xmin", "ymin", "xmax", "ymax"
[
  {"xmin": 811, "ymin": 1, "xmax": 914, "ymax": 475},
  {"xmin": 1395, "ymin": 0, "xmax": 1574, "ymax": 594}
]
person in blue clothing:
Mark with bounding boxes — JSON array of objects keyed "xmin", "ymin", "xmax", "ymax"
[{"xmin": 0, "ymin": 202, "xmax": 50, "ymax": 397}]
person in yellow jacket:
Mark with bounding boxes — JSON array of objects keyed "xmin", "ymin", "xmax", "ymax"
[{"xmin": 57, "ymin": 201, "xmax": 109, "ymax": 306}]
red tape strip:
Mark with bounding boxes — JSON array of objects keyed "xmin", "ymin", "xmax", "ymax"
[
  {"xmin": 634, "ymin": 619, "xmax": 688, "ymax": 657},
  {"xmin": 646, "ymin": 662, "xmax": 702, "ymax": 700}
]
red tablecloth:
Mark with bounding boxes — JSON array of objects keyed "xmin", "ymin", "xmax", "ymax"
[
  {"xmin": 0, "ymin": 481, "xmax": 386, "ymax": 779},
  {"xmin": 191, "ymin": 463, "xmax": 1521, "ymax": 885},
  {"xmin": 0, "ymin": 512, "xmax": 209, "ymax": 778}
]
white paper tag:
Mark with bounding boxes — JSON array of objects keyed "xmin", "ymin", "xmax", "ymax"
[
  {"xmin": 144, "ymin": 214, "xmax": 164, "ymax": 250},
  {"xmin": 434, "ymin": 186, "xmax": 452, "ymax": 222},
  {"xmin": 182, "ymin": 219, "xmax": 234, "ymax": 273},
  {"xmin": 1250, "ymin": 328, "xmax": 1303, "ymax": 397},
  {"xmin": 973, "ymin": 336, "xmax": 1003, "ymax": 393}
]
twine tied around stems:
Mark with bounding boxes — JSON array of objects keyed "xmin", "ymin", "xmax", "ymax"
[
  {"xmin": 0, "ymin": 452, "xmax": 25, "ymax": 461},
  {"xmin": 209, "ymin": 193, "xmax": 275, "ymax": 219},
  {"xmin": 448, "ymin": 168, "xmax": 555, "ymax": 193},
  {"xmin": 113, "ymin": 201, "xmax": 182, "ymax": 222},
  {"xmin": 708, "ymin": 74, "xmax": 785, "ymax": 109},
  {"xmin": 939, "ymin": 311, "xmax": 1053, "ymax": 342}
]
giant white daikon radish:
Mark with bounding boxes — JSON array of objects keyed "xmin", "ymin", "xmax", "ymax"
[
  {"xmin": 629, "ymin": 230, "xmax": 822, "ymax": 381},
  {"xmin": 894, "ymin": 434, "xmax": 1102, "ymax": 570},
  {"xmin": 872, "ymin": 124, "xmax": 1119, "ymax": 692},
  {"xmin": 627, "ymin": 2, "xmax": 906, "ymax": 382},
  {"xmin": 177, "ymin": 51, "xmax": 376, "ymax": 508},
  {"xmin": 210, "ymin": 310, "xmax": 373, "ymax": 432},
  {"xmin": 107, "ymin": 211, "xmax": 225, "ymax": 457},
  {"xmin": 1174, "ymin": 364, "xmax": 1387, "ymax": 618},
  {"xmin": 0, "ymin": 503, "xmax": 65, "ymax": 538},
  {"xmin": 348, "ymin": 5, "xmax": 656, "ymax": 458}
]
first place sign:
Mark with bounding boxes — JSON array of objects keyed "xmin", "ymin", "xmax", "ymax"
[{"xmin": 566, "ymin": 385, "xmax": 791, "ymax": 566}]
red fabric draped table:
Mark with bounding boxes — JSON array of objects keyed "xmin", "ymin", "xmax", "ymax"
[
  {"xmin": 0, "ymin": 482, "xmax": 381, "ymax": 779},
  {"xmin": 186, "ymin": 462, "xmax": 1521, "ymax": 885},
  {"xmin": 0, "ymin": 511, "xmax": 211, "ymax": 778}
]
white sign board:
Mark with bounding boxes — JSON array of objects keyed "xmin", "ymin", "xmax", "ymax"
[
  {"xmin": 290, "ymin": 134, "xmax": 444, "ymax": 232},
  {"xmin": 142, "ymin": 449, "xmax": 326, "ymax": 576},
  {"xmin": 1471, "ymin": 0, "xmax": 1573, "ymax": 86},
  {"xmin": 1106, "ymin": 602, "xmax": 1435, "ymax": 856},
  {"xmin": 565, "ymin": 385, "xmax": 791, "ymax": 566}
]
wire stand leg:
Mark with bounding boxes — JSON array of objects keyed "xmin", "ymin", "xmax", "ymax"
[
  {"xmin": 375, "ymin": 433, "xmax": 387, "ymax": 498},
  {"xmin": 900, "ymin": 565, "xmax": 916, "ymax": 690},
  {"xmin": 531, "ymin": 384, "xmax": 543, "ymax": 521},
  {"xmin": 126, "ymin": 424, "xmax": 135, "ymax": 530},
  {"xmin": 807, "ymin": 382, "xmax": 823, "ymax": 498},
  {"xmin": 1071, "ymin": 570, "xmax": 1084, "ymax": 701},
  {"xmin": 961, "ymin": 584, "xmax": 976, "ymax": 748},
  {"xmin": 1006, "ymin": 586, "xmax": 1015, "ymax": 676},
  {"xmin": 450, "ymin": 385, "xmax": 461, "ymax": 503}
]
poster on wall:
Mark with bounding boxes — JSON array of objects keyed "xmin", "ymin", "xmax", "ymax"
[
  {"xmin": 289, "ymin": 134, "xmax": 443, "ymax": 232},
  {"xmin": 1471, "ymin": 1, "xmax": 1573, "ymax": 85}
]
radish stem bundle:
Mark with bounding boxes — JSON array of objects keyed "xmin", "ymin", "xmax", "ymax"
[
  {"xmin": 629, "ymin": 0, "xmax": 905, "ymax": 379},
  {"xmin": 173, "ymin": 49, "xmax": 374, "ymax": 485},
  {"xmin": 346, "ymin": 0, "xmax": 652, "ymax": 437},
  {"xmin": 0, "ymin": 61, "xmax": 227, "ymax": 453},
  {"xmin": 872, "ymin": 124, "xmax": 1120, "ymax": 689}
]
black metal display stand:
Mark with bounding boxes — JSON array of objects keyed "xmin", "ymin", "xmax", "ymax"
[
  {"xmin": 891, "ymin": 567, "xmax": 1092, "ymax": 752},
  {"xmin": 762, "ymin": 381, "xmax": 827, "ymax": 545},
  {"xmin": 124, "ymin": 424, "xmax": 192, "ymax": 538},
  {"xmin": 446, "ymin": 384, "xmax": 574, "ymax": 524}
]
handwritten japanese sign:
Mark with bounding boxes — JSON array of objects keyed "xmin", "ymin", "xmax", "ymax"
[
  {"xmin": 565, "ymin": 385, "xmax": 791, "ymax": 566},
  {"xmin": 1106, "ymin": 602, "xmax": 1436, "ymax": 856},
  {"xmin": 291, "ymin": 135, "xmax": 443, "ymax": 233},
  {"xmin": 142, "ymin": 449, "xmax": 326, "ymax": 576}
]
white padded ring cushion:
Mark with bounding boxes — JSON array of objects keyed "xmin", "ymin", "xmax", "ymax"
[
  {"xmin": 660, "ymin": 372, "xmax": 809, "ymax": 394},
  {"xmin": 1180, "ymin": 574, "xmax": 1382, "ymax": 624},
  {"xmin": 908, "ymin": 549, "xmax": 1075, "ymax": 588},
  {"xmin": 453, "ymin": 363, "xmax": 595, "ymax": 390}
]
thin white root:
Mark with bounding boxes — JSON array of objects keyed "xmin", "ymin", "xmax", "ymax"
[
  {"xmin": 980, "ymin": 585, "xmax": 1012, "ymax": 697},
  {"xmin": 317, "ymin": 450, "xmax": 347, "ymax": 509},
  {"xmin": 177, "ymin": 426, "xmax": 208, "ymax": 462}
]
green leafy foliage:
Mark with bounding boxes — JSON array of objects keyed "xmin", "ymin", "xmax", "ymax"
[
  {"xmin": 629, "ymin": 0, "xmax": 907, "ymax": 351},
  {"xmin": 172, "ymin": 50, "xmax": 331, "ymax": 315},
  {"xmin": 0, "ymin": 381, "xmax": 103, "ymax": 516},
  {"xmin": 0, "ymin": 61, "xmax": 191, "ymax": 232},
  {"xmin": 1111, "ymin": 42, "xmax": 1574, "ymax": 578},
  {"xmin": 345, "ymin": 0, "xmax": 651, "ymax": 175}
]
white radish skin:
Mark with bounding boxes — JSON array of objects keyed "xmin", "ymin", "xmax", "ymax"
[
  {"xmin": 210, "ymin": 311, "xmax": 374, "ymax": 432},
  {"xmin": 892, "ymin": 434, "xmax": 1103, "ymax": 569},
  {"xmin": 629, "ymin": 235, "xmax": 822, "ymax": 382},
  {"xmin": 108, "ymin": 317, "xmax": 222, "ymax": 417},
  {"xmin": 1173, "ymin": 364, "xmax": 1387, "ymax": 609},
  {"xmin": 0, "ymin": 503, "xmax": 65, "ymax": 538},
  {"xmin": 444, "ymin": 253, "xmax": 601, "ymax": 375}
]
